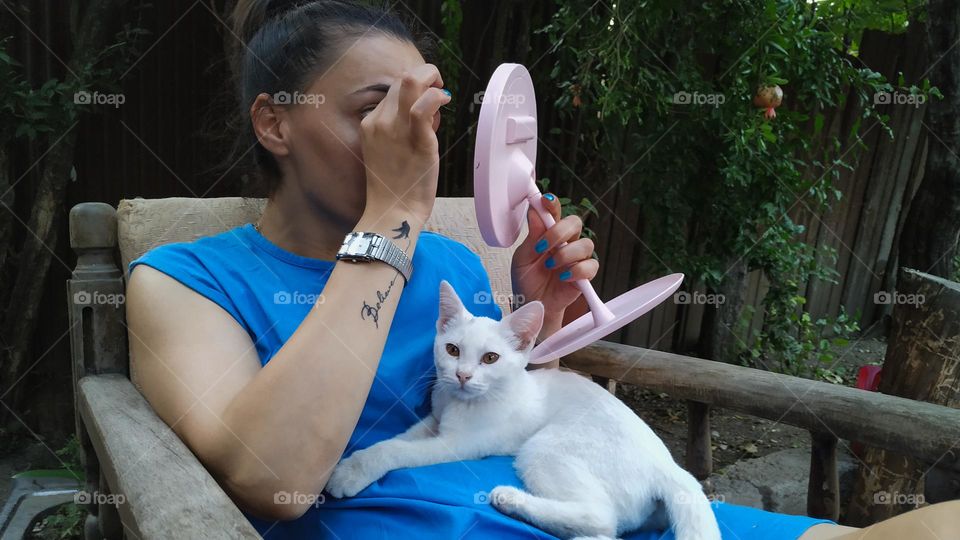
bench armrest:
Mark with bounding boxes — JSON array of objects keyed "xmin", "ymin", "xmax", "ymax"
[
  {"xmin": 77, "ymin": 374, "xmax": 261, "ymax": 539},
  {"xmin": 563, "ymin": 340, "xmax": 960, "ymax": 472}
]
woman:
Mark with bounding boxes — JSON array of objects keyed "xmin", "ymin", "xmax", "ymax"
[{"xmin": 125, "ymin": 1, "xmax": 958, "ymax": 538}]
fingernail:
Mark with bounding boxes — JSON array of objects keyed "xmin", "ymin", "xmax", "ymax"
[
  {"xmin": 441, "ymin": 88, "xmax": 452, "ymax": 97},
  {"xmin": 545, "ymin": 257, "xmax": 555, "ymax": 269},
  {"xmin": 535, "ymin": 238, "xmax": 548, "ymax": 253},
  {"xmin": 544, "ymin": 193, "xmax": 555, "ymax": 201},
  {"xmin": 559, "ymin": 270, "xmax": 572, "ymax": 281}
]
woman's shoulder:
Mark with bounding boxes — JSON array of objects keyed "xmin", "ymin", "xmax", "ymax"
[{"xmin": 127, "ymin": 226, "xmax": 254, "ymax": 325}]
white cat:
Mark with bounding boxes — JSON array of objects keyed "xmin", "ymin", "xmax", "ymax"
[{"xmin": 326, "ymin": 280, "xmax": 721, "ymax": 540}]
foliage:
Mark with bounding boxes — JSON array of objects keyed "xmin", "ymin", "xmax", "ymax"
[
  {"xmin": 743, "ymin": 300, "xmax": 860, "ymax": 382},
  {"xmin": 536, "ymin": 0, "xmax": 937, "ymax": 378},
  {"xmin": 32, "ymin": 503, "xmax": 85, "ymax": 540},
  {"xmin": 54, "ymin": 434, "xmax": 84, "ymax": 476},
  {"xmin": 0, "ymin": 0, "xmax": 150, "ymax": 454},
  {"xmin": 22, "ymin": 436, "xmax": 86, "ymax": 540},
  {"xmin": 0, "ymin": 13, "xmax": 149, "ymax": 146},
  {"xmin": 436, "ymin": 0, "xmax": 463, "ymax": 138},
  {"xmin": 814, "ymin": 0, "xmax": 927, "ymax": 44},
  {"xmin": 538, "ymin": 176, "xmax": 600, "ymax": 242}
]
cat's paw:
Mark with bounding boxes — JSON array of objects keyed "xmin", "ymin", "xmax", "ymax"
[
  {"xmin": 489, "ymin": 485, "xmax": 526, "ymax": 515},
  {"xmin": 325, "ymin": 453, "xmax": 381, "ymax": 498}
]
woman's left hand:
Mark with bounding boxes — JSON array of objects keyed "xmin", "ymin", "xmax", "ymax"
[{"xmin": 510, "ymin": 193, "xmax": 599, "ymax": 337}]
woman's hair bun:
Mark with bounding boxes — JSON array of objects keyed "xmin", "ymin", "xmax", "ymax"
[{"xmin": 264, "ymin": 0, "xmax": 307, "ymax": 21}]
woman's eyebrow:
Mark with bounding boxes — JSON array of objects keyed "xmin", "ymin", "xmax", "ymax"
[{"xmin": 351, "ymin": 83, "xmax": 390, "ymax": 95}]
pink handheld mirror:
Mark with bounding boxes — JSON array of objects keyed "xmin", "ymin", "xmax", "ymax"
[{"xmin": 473, "ymin": 63, "xmax": 685, "ymax": 364}]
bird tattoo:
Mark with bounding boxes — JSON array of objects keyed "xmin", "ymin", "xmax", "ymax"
[{"xmin": 392, "ymin": 221, "xmax": 411, "ymax": 239}]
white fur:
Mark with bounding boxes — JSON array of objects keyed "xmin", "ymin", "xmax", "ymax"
[{"xmin": 326, "ymin": 280, "xmax": 721, "ymax": 540}]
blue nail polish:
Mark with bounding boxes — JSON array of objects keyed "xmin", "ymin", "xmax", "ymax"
[
  {"xmin": 441, "ymin": 88, "xmax": 452, "ymax": 97},
  {"xmin": 535, "ymin": 238, "xmax": 548, "ymax": 253},
  {"xmin": 545, "ymin": 257, "xmax": 555, "ymax": 269},
  {"xmin": 544, "ymin": 193, "xmax": 555, "ymax": 201},
  {"xmin": 559, "ymin": 270, "xmax": 572, "ymax": 280}
]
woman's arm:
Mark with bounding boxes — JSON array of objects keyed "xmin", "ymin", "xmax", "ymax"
[{"xmin": 127, "ymin": 206, "xmax": 423, "ymax": 521}]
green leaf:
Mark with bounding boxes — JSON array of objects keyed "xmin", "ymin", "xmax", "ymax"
[{"xmin": 769, "ymin": 42, "xmax": 789, "ymax": 57}]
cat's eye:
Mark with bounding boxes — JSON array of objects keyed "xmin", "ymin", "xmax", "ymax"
[
  {"xmin": 482, "ymin": 352, "xmax": 499, "ymax": 364},
  {"xmin": 445, "ymin": 343, "xmax": 460, "ymax": 357}
]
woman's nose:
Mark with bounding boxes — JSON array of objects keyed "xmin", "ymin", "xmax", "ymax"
[{"xmin": 456, "ymin": 371, "xmax": 472, "ymax": 386}]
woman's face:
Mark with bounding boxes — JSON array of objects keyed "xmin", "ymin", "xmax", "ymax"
[{"xmin": 274, "ymin": 35, "xmax": 429, "ymax": 225}]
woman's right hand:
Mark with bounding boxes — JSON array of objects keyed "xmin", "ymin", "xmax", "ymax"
[{"xmin": 359, "ymin": 63, "xmax": 450, "ymax": 223}]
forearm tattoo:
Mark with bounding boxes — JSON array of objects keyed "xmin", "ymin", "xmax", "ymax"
[{"xmin": 360, "ymin": 220, "xmax": 412, "ymax": 328}]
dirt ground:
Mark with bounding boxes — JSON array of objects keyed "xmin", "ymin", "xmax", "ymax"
[{"xmin": 616, "ymin": 337, "xmax": 889, "ymax": 471}]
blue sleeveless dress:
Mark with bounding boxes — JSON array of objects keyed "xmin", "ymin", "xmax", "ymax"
[{"xmin": 129, "ymin": 223, "xmax": 834, "ymax": 540}]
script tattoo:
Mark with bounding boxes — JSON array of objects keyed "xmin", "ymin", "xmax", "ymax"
[{"xmin": 361, "ymin": 221, "xmax": 412, "ymax": 328}]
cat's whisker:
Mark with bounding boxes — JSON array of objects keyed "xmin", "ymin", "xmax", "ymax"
[{"xmin": 406, "ymin": 376, "xmax": 439, "ymax": 396}]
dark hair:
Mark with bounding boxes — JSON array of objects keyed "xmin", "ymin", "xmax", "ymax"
[{"xmin": 222, "ymin": 0, "xmax": 435, "ymax": 197}]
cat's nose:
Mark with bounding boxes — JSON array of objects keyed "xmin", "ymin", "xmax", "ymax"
[{"xmin": 456, "ymin": 372, "xmax": 472, "ymax": 386}]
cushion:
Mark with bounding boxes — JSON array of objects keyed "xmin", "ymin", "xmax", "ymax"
[{"xmin": 116, "ymin": 197, "xmax": 523, "ymax": 316}]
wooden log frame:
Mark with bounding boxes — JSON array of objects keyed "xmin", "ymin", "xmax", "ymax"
[{"xmin": 68, "ymin": 202, "xmax": 960, "ymax": 536}]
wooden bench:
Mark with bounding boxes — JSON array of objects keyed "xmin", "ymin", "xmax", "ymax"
[{"xmin": 67, "ymin": 197, "xmax": 960, "ymax": 539}]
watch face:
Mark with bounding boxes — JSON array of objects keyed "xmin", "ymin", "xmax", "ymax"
[
  {"xmin": 354, "ymin": 235, "xmax": 373, "ymax": 254},
  {"xmin": 338, "ymin": 232, "xmax": 384, "ymax": 260}
]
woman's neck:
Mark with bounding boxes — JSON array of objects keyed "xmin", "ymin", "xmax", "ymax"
[{"xmin": 256, "ymin": 190, "xmax": 359, "ymax": 262}]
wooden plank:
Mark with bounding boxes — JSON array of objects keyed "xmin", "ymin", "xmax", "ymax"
[
  {"xmin": 592, "ymin": 181, "xmax": 619, "ymax": 321},
  {"xmin": 807, "ymin": 431, "xmax": 840, "ymax": 520},
  {"xmin": 608, "ymin": 183, "xmax": 644, "ymax": 344},
  {"xmin": 685, "ymin": 401, "xmax": 712, "ymax": 480},
  {"xmin": 879, "ymin": 135, "xmax": 929, "ymax": 319},
  {"xmin": 807, "ymin": 99, "xmax": 876, "ymax": 322},
  {"xmin": 660, "ymin": 293, "xmax": 680, "ymax": 351},
  {"xmin": 841, "ymin": 101, "xmax": 915, "ymax": 325},
  {"xmin": 644, "ymin": 280, "xmax": 669, "ymax": 350},
  {"xmin": 680, "ymin": 290, "xmax": 705, "ymax": 353},
  {"xmin": 78, "ymin": 374, "xmax": 261, "ymax": 539},
  {"xmin": 740, "ymin": 270, "xmax": 760, "ymax": 346},
  {"xmin": 869, "ymin": 106, "xmax": 925, "ymax": 321},
  {"xmin": 829, "ymin": 132, "xmax": 868, "ymax": 319},
  {"xmin": 562, "ymin": 340, "xmax": 960, "ymax": 472}
]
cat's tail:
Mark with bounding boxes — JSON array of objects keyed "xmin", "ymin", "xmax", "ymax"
[{"xmin": 660, "ymin": 471, "xmax": 721, "ymax": 540}]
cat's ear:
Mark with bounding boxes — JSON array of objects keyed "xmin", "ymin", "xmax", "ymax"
[
  {"xmin": 503, "ymin": 301, "xmax": 544, "ymax": 352},
  {"xmin": 437, "ymin": 280, "xmax": 467, "ymax": 332}
]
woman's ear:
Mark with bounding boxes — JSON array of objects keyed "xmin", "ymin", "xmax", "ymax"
[{"xmin": 250, "ymin": 93, "xmax": 290, "ymax": 158}]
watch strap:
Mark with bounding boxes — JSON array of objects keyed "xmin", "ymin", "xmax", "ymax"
[{"xmin": 336, "ymin": 231, "xmax": 413, "ymax": 284}]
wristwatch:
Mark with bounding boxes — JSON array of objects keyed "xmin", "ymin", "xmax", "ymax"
[{"xmin": 336, "ymin": 231, "xmax": 413, "ymax": 284}]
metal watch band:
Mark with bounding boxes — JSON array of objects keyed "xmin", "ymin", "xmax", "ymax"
[{"xmin": 336, "ymin": 231, "xmax": 413, "ymax": 284}]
